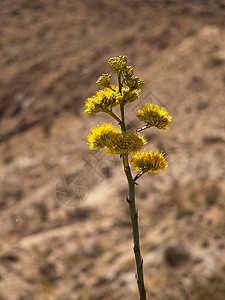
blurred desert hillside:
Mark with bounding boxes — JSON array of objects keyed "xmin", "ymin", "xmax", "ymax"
[{"xmin": 0, "ymin": 1, "xmax": 225, "ymax": 299}]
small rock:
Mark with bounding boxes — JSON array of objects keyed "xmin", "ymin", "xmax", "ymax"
[{"xmin": 164, "ymin": 244, "xmax": 190, "ymax": 267}]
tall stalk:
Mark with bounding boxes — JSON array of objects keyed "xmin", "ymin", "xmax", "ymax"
[
  {"xmin": 117, "ymin": 73, "xmax": 146, "ymax": 299},
  {"xmin": 123, "ymin": 155, "xmax": 147, "ymax": 300},
  {"xmin": 85, "ymin": 55, "xmax": 172, "ymax": 299}
]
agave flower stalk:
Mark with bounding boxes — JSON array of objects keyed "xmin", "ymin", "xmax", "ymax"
[
  {"xmin": 85, "ymin": 55, "xmax": 172, "ymax": 300},
  {"xmin": 118, "ymin": 72, "xmax": 146, "ymax": 299},
  {"xmin": 123, "ymin": 154, "xmax": 146, "ymax": 299}
]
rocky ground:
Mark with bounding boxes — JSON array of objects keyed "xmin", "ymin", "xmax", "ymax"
[{"xmin": 0, "ymin": 1, "xmax": 225, "ymax": 299}]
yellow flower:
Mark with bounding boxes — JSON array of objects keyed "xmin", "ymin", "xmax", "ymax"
[
  {"xmin": 130, "ymin": 150, "xmax": 168, "ymax": 173},
  {"xmin": 85, "ymin": 86, "xmax": 122, "ymax": 113},
  {"xmin": 137, "ymin": 103, "xmax": 172, "ymax": 130},
  {"xmin": 87, "ymin": 122, "xmax": 121, "ymax": 149},
  {"xmin": 105, "ymin": 132, "xmax": 146, "ymax": 155}
]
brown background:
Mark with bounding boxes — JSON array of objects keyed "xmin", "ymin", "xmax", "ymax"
[{"xmin": 0, "ymin": 1, "xmax": 225, "ymax": 299}]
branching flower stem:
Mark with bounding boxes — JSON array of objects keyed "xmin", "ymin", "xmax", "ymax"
[
  {"xmin": 85, "ymin": 56, "xmax": 171, "ymax": 299},
  {"xmin": 134, "ymin": 171, "xmax": 145, "ymax": 182},
  {"xmin": 107, "ymin": 111, "xmax": 122, "ymax": 124}
]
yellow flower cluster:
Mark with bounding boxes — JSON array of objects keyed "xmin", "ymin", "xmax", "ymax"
[
  {"xmin": 87, "ymin": 123, "xmax": 146, "ymax": 155},
  {"xmin": 87, "ymin": 122, "xmax": 121, "ymax": 149},
  {"xmin": 130, "ymin": 150, "xmax": 168, "ymax": 173},
  {"xmin": 85, "ymin": 86, "xmax": 122, "ymax": 113},
  {"xmin": 105, "ymin": 132, "xmax": 146, "ymax": 155},
  {"xmin": 137, "ymin": 103, "xmax": 172, "ymax": 130}
]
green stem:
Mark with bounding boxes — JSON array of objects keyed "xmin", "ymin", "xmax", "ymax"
[
  {"xmin": 118, "ymin": 73, "xmax": 126, "ymax": 132},
  {"xmin": 118, "ymin": 70, "xmax": 146, "ymax": 299},
  {"xmin": 120, "ymin": 103, "xmax": 126, "ymax": 132},
  {"xmin": 123, "ymin": 155, "xmax": 147, "ymax": 300},
  {"xmin": 118, "ymin": 73, "xmax": 122, "ymax": 94},
  {"xmin": 107, "ymin": 111, "xmax": 122, "ymax": 124}
]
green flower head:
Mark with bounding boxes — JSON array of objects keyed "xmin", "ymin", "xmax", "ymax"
[
  {"xmin": 122, "ymin": 66, "xmax": 144, "ymax": 90},
  {"xmin": 96, "ymin": 74, "xmax": 111, "ymax": 88},
  {"xmin": 131, "ymin": 150, "xmax": 169, "ymax": 173},
  {"xmin": 108, "ymin": 55, "xmax": 127, "ymax": 73},
  {"xmin": 137, "ymin": 103, "xmax": 172, "ymax": 130},
  {"xmin": 122, "ymin": 66, "xmax": 134, "ymax": 78}
]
